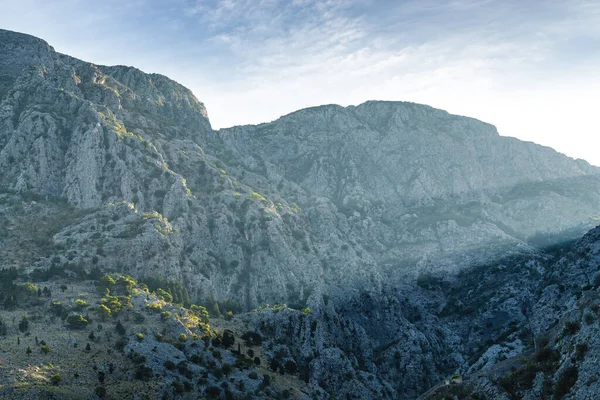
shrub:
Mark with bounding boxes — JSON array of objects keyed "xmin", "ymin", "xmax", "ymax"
[
  {"xmin": 161, "ymin": 311, "xmax": 172, "ymax": 320},
  {"xmin": 155, "ymin": 288, "xmax": 173, "ymax": 303},
  {"xmin": 205, "ymin": 386, "xmax": 222, "ymax": 398},
  {"xmin": 97, "ymin": 305, "xmax": 111, "ymax": 321},
  {"xmin": 134, "ymin": 365, "xmax": 153, "ymax": 381},
  {"xmin": 94, "ymin": 386, "xmax": 107, "ymax": 398},
  {"xmin": 136, "ymin": 333, "xmax": 144, "ymax": 342},
  {"xmin": 563, "ymin": 321, "xmax": 581, "ymax": 336},
  {"xmin": 74, "ymin": 299, "xmax": 87, "ymax": 310},
  {"xmin": 145, "ymin": 302, "xmax": 162, "ymax": 313},
  {"xmin": 66, "ymin": 314, "xmax": 89, "ymax": 329},
  {"xmin": 18, "ymin": 316, "xmax": 29, "ymax": 332},
  {"xmin": 171, "ymin": 380, "xmax": 184, "ymax": 394},
  {"xmin": 115, "ymin": 320, "xmax": 126, "ymax": 336},
  {"xmin": 179, "ymin": 333, "xmax": 188, "ymax": 342},
  {"xmin": 40, "ymin": 345, "xmax": 50, "ymax": 354},
  {"xmin": 222, "ymin": 330, "xmax": 235, "ymax": 348},
  {"xmin": 554, "ymin": 366, "xmax": 578, "ymax": 399},
  {"xmin": 576, "ymin": 343, "xmax": 588, "ymax": 360},
  {"xmin": 101, "ymin": 295, "xmax": 123, "ymax": 313},
  {"xmin": 164, "ymin": 360, "xmax": 176, "ymax": 370},
  {"xmin": 50, "ymin": 374, "xmax": 62, "ymax": 385}
]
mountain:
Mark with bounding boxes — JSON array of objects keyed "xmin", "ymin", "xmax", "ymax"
[{"xmin": 1, "ymin": 29, "xmax": 600, "ymax": 399}]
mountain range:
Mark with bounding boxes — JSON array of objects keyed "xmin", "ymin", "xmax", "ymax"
[{"xmin": 1, "ymin": 29, "xmax": 600, "ymax": 399}]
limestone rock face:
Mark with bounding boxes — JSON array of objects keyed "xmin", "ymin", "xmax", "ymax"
[{"xmin": 3, "ymin": 29, "xmax": 600, "ymax": 399}]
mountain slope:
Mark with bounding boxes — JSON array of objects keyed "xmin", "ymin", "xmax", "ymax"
[{"xmin": 2, "ymin": 29, "xmax": 600, "ymax": 399}]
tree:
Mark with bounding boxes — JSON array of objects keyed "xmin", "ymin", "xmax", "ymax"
[
  {"xmin": 190, "ymin": 304, "xmax": 210, "ymax": 324},
  {"xmin": 26, "ymin": 345, "xmax": 32, "ymax": 355},
  {"xmin": 85, "ymin": 343, "xmax": 91, "ymax": 351},
  {"xmin": 155, "ymin": 288, "xmax": 173, "ymax": 303},
  {"xmin": 285, "ymin": 360, "xmax": 297, "ymax": 374},
  {"xmin": 270, "ymin": 359, "xmax": 279, "ymax": 372},
  {"xmin": 89, "ymin": 330, "xmax": 96, "ymax": 340},
  {"xmin": 115, "ymin": 320, "xmax": 126, "ymax": 336},
  {"xmin": 97, "ymin": 305, "xmax": 111, "ymax": 321},
  {"xmin": 60, "ymin": 284, "xmax": 68, "ymax": 293},
  {"xmin": 222, "ymin": 330, "xmax": 235, "ymax": 349},
  {"xmin": 18, "ymin": 316, "xmax": 29, "ymax": 332},
  {"xmin": 210, "ymin": 302, "xmax": 221, "ymax": 318}
]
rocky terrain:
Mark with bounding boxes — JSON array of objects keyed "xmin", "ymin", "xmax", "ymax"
[{"xmin": 1, "ymin": 28, "xmax": 600, "ymax": 399}]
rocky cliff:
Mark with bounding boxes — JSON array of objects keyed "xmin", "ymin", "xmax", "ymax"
[{"xmin": 2, "ymin": 29, "xmax": 600, "ymax": 399}]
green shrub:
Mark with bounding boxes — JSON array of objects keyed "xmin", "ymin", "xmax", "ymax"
[
  {"xmin": 145, "ymin": 302, "xmax": 162, "ymax": 313},
  {"xmin": 74, "ymin": 299, "xmax": 87, "ymax": 310},
  {"xmin": 66, "ymin": 314, "xmax": 89, "ymax": 329},
  {"xmin": 161, "ymin": 311, "xmax": 172, "ymax": 320},
  {"xmin": 50, "ymin": 374, "xmax": 62, "ymax": 385}
]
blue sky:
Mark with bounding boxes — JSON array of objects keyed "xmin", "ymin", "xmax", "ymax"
[{"xmin": 1, "ymin": 0, "xmax": 600, "ymax": 165}]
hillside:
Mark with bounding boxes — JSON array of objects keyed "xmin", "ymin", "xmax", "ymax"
[{"xmin": 1, "ymin": 29, "xmax": 600, "ymax": 399}]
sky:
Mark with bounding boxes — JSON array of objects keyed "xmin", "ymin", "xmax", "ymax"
[{"xmin": 1, "ymin": 0, "xmax": 600, "ymax": 165}]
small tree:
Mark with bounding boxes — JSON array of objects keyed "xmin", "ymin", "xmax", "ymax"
[
  {"xmin": 26, "ymin": 346, "xmax": 32, "ymax": 355},
  {"xmin": 115, "ymin": 320, "xmax": 126, "ymax": 336},
  {"xmin": 222, "ymin": 330, "xmax": 235, "ymax": 349},
  {"xmin": 19, "ymin": 316, "xmax": 29, "ymax": 332},
  {"xmin": 60, "ymin": 284, "xmax": 68, "ymax": 293},
  {"xmin": 97, "ymin": 305, "xmax": 111, "ymax": 321}
]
